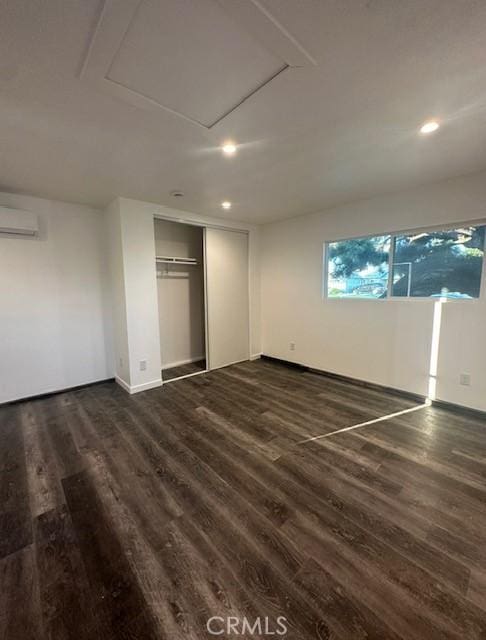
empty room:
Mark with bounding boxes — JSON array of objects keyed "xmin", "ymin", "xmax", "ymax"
[{"xmin": 1, "ymin": 1, "xmax": 486, "ymax": 638}]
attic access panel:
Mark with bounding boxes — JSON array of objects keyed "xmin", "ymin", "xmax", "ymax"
[
  {"xmin": 81, "ymin": 0, "xmax": 315, "ymax": 129},
  {"xmin": 107, "ymin": 0, "xmax": 286, "ymax": 127}
]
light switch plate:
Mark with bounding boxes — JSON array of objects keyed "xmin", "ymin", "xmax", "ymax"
[{"xmin": 459, "ymin": 373, "xmax": 471, "ymax": 386}]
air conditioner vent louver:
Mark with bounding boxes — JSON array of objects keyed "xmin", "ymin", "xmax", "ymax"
[{"xmin": 0, "ymin": 207, "xmax": 38, "ymax": 236}]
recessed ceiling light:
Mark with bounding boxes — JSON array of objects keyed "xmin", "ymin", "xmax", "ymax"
[
  {"xmin": 221, "ymin": 141, "xmax": 237, "ymax": 155},
  {"xmin": 420, "ymin": 121, "xmax": 440, "ymax": 134},
  {"xmin": 221, "ymin": 201, "xmax": 232, "ymax": 210}
]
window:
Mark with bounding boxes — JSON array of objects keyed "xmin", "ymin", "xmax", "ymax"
[
  {"xmin": 327, "ymin": 235, "xmax": 391, "ymax": 298},
  {"xmin": 325, "ymin": 225, "xmax": 485, "ymax": 300},
  {"xmin": 392, "ymin": 226, "xmax": 485, "ymax": 299}
]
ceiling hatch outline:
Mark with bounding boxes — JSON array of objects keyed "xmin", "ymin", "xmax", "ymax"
[{"xmin": 80, "ymin": 0, "xmax": 316, "ymax": 130}]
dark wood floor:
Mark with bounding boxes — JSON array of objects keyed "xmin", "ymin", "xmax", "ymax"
[
  {"xmin": 2, "ymin": 359, "xmax": 486, "ymax": 639},
  {"xmin": 162, "ymin": 359, "xmax": 206, "ymax": 382}
]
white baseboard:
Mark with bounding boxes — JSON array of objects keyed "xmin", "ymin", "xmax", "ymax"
[
  {"xmin": 130, "ymin": 378, "xmax": 162, "ymax": 393},
  {"xmin": 250, "ymin": 353, "xmax": 262, "ymax": 361},
  {"xmin": 162, "ymin": 356, "xmax": 205, "ymax": 370},
  {"xmin": 115, "ymin": 376, "xmax": 131, "ymax": 392},
  {"xmin": 115, "ymin": 376, "xmax": 162, "ymax": 394}
]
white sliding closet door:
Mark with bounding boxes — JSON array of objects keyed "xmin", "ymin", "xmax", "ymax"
[{"xmin": 206, "ymin": 228, "xmax": 249, "ymax": 369}]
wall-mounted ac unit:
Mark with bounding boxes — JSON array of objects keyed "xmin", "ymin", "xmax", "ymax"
[{"xmin": 0, "ymin": 206, "xmax": 39, "ymax": 236}]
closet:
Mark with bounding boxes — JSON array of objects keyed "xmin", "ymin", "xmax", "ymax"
[
  {"xmin": 155, "ymin": 219, "xmax": 207, "ymax": 381},
  {"xmin": 155, "ymin": 217, "xmax": 250, "ymax": 383}
]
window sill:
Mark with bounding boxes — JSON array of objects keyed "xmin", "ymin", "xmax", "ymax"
[{"xmin": 324, "ymin": 296, "xmax": 480, "ymax": 303}]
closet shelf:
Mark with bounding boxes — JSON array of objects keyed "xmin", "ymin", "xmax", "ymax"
[{"xmin": 156, "ymin": 256, "xmax": 199, "ymax": 265}]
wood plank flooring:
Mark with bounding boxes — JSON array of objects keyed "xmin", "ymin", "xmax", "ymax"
[
  {"xmin": 162, "ymin": 360, "xmax": 206, "ymax": 382},
  {"xmin": 1, "ymin": 359, "xmax": 486, "ymax": 639}
]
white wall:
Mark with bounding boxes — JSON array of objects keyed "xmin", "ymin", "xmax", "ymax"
[
  {"xmin": 154, "ymin": 219, "xmax": 205, "ymax": 369},
  {"xmin": 120, "ymin": 200, "xmax": 163, "ymax": 390},
  {"xmin": 107, "ymin": 198, "xmax": 163, "ymax": 392},
  {"xmin": 0, "ymin": 192, "xmax": 112, "ymax": 403},
  {"xmin": 105, "ymin": 198, "xmax": 130, "ymax": 383},
  {"xmin": 261, "ymin": 170, "xmax": 486, "ymax": 412}
]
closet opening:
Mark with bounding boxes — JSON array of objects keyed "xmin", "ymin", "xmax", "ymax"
[{"xmin": 154, "ymin": 218, "xmax": 207, "ymax": 383}]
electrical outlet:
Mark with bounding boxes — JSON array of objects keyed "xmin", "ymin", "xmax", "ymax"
[
  {"xmin": 140, "ymin": 360, "xmax": 147, "ymax": 372},
  {"xmin": 459, "ymin": 373, "xmax": 471, "ymax": 386},
  {"xmin": 289, "ymin": 342, "xmax": 296, "ymax": 351}
]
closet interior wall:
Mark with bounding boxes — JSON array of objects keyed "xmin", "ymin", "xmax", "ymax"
[{"xmin": 154, "ymin": 219, "xmax": 206, "ymax": 377}]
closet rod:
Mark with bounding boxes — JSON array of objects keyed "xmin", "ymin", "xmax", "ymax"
[{"xmin": 155, "ymin": 256, "xmax": 199, "ymax": 265}]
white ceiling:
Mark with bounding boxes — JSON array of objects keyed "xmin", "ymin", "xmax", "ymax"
[
  {"xmin": 0, "ymin": 0, "xmax": 486, "ymax": 224},
  {"xmin": 106, "ymin": 0, "xmax": 287, "ymax": 128}
]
